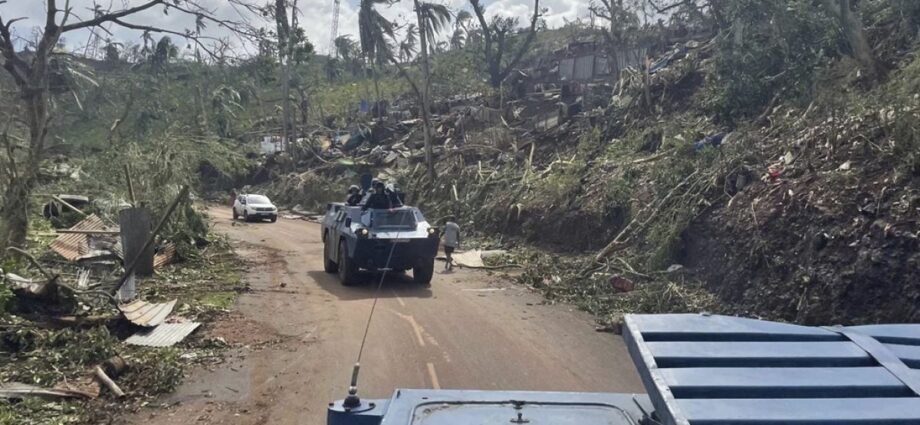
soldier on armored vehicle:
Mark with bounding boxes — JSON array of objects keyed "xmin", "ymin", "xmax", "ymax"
[
  {"xmin": 345, "ymin": 185, "xmax": 362, "ymax": 206},
  {"xmin": 363, "ymin": 180, "xmax": 392, "ymax": 210}
]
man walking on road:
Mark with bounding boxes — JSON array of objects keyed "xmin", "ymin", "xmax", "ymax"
[{"xmin": 443, "ymin": 218, "xmax": 461, "ymax": 271}]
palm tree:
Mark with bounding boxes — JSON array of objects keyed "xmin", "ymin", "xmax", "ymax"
[
  {"xmin": 435, "ymin": 41, "xmax": 449, "ymax": 53},
  {"xmin": 334, "ymin": 35, "xmax": 362, "ymax": 76},
  {"xmin": 400, "ymin": 24, "xmax": 419, "ymax": 62},
  {"xmin": 324, "ymin": 57, "xmax": 344, "ymax": 81},
  {"xmin": 211, "ymin": 85, "xmax": 242, "ymax": 137},
  {"xmin": 334, "ymin": 35, "xmax": 356, "ymax": 60},
  {"xmin": 412, "ymin": 0, "xmax": 451, "ymax": 180},
  {"xmin": 417, "ymin": 2, "xmax": 452, "ymax": 56},
  {"xmin": 151, "ymin": 36, "xmax": 178, "ymax": 73},
  {"xmin": 104, "ymin": 40, "xmax": 123, "ymax": 62},
  {"xmin": 358, "ymin": 0, "xmax": 396, "ymax": 118},
  {"xmin": 449, "ymin": 28, "xmax": 465, "ymax": 50},
  {"xmin": 450, "ymin": 10, "xmax": 472, "ymax": 50},
  {"xmin": 455, "ymin": 10, "xmax": 472, "ymax": 29},
  {"xmin": 358, "ymin": 0, "xmax": 396, "ymax": 65}
]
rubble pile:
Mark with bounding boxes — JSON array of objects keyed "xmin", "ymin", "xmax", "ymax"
[{"xmin": 1, "ymin": 185, "xmax": 243, "ymax": 423}]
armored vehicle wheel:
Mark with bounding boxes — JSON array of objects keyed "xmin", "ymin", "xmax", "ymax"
[
  {"xmin": 323, "ymin": 235, "xmax": 338, "ymax": 273},
  {"xmin": 232, "ymin": 209, "xmax": 238, "ymax": 220},
  {"xmin": 413, "ymin": 259, "xmax": 434, "ymax": 285},
  {"xmin": 338, "ymin": 240, "xmax": 360, "ymax": 286},
  {"xmin": 270, "ymin": 216, "xmax": 277, "ymax": 223}
]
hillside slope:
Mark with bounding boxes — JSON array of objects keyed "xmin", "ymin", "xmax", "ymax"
[{"xmin": 256, "ymin": 6, "xmax": 920, "ymax": 326}]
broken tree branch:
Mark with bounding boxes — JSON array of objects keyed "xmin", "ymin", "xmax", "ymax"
[
  {"xmin": 61, "ymin": 0, "xmax": 163, "ymax": 32},
  {"xmin": 5, "ymin": 246, "xmax": 117, "ymax": 305},
  {"xmin": 631, "ymin": 149, "xmax": 672, "ymax": 164},
  {"xmin": 51, "ymin": 195, "xmax": 88, "ymax": 218},
  {"xmin": 93, "ymin": 366, "xmax": 125, "ymax": 398},
  {"xmin": 593, "ymin": 170, "xmax": 699, "ymax": 263},
  {"xmin": 6, "ymin": 246, "xmax": 55, "ymax": 281}
]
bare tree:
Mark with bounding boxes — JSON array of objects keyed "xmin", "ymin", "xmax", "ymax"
[
  {"xmin": 823, "ymin": 0, "xmax": 877, "ymax": 82},
  {"xmin": 469, "ymin": 0, "xmax": 542, "ymax": 88},
  {"xmin": 589, "ymin": 0, "xmax": 640, "ymax": 69},
  {"xmin": 0, "ymin": 0, "xmax": 247, "ymax": 248},
  {"xmin": 275, "ymin": 0, "xmax": 296, "ymax": 151}
]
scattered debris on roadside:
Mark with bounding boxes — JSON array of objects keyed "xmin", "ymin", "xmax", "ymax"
[
  {"xmin": 2, "ymin": 171, "xmax": 244, "ymax": 425},
  {"xmin": 437, "ymin": 249, "xmax": 519, "ymax": 269},
  {"xmin": 49, "ymin": 214, "xmax": 122, "ymax": 262}
]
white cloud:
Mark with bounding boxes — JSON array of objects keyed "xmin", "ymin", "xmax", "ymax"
[{"xmin": 0, "ymin": 0, "xmax": 592, "ymax": 56}]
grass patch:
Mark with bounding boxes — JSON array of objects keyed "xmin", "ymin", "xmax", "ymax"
[
  {"xmin": 196, "ymin": 291, "xmax": 237, "ymax": 310},
  {"xmin": 141, "ymin": 234, "xmax": 245, "ymax": 319}
]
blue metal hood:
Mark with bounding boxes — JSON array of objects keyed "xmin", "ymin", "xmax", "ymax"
[{"xmin": 329, "ymin": 313, "xmax": 920, "ymax": 425}]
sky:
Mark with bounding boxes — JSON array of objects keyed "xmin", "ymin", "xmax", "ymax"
[{"xmin": 0, "ymin": 0, "xmax": 593, "ymax": 57}]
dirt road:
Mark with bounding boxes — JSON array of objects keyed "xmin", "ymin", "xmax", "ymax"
[{"xmin": 123, "ymin": 207, "xmax": 642, "ymax": 425}]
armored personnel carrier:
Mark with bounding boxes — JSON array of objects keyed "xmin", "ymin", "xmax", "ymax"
[{"xmin": 321, "ymin": 184, "xmax": 439, "ymax": 286}]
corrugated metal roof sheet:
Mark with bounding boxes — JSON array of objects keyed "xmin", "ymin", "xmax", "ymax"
[
  {"xmin": 118, "ymin": 299, "xmax": 177, "ymax": 327},
  {"xmin": 125, "ymin": 322, "xmax": 200, "ymax": 347},
  {"xmin": 49, "ymin": 215, "xmax": 122, "ymax": 262},
  {"xmin": 153, "ymin": 243, "xmax": 177, "ymax": 268},
  {"xmin": 624, "ymin": 313, "xmax": 920, "ymax": 425}
]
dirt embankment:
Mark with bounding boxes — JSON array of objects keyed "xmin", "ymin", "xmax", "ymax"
[{"xmin": 687, "ymin": 157, "xmax": 920, "ymax": 325}]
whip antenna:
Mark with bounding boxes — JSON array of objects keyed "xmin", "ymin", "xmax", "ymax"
[{"xmin": 341, "ymin": 204, "xmax": 414, "ymax": 408}]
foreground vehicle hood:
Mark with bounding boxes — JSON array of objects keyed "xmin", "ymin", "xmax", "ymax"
[
  {"xmin": 329, "ymin": 314, "xmax": 920, "ymax": 425},
  {"xmin": 327, "ymin": 389, "xmax": 651, "ymax": 425}
]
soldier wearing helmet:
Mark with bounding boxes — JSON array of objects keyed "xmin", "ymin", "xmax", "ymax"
[
  {"xmin": 363, "ymin": 180, "xmax": 393, "ymax": 210},
  {"xmin": 345, "ymin": 185, "xmax": 362, "ymax": 206}
]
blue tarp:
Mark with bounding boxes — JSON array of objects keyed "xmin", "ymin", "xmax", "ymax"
[{"xmin": 693, "ymin": 132, "xmax": 725, "ymax": 150}]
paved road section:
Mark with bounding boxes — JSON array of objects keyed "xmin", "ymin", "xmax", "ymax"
[{"xmin": 121, "ymin": 206, "xmax": 642, "ymax": 425}]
